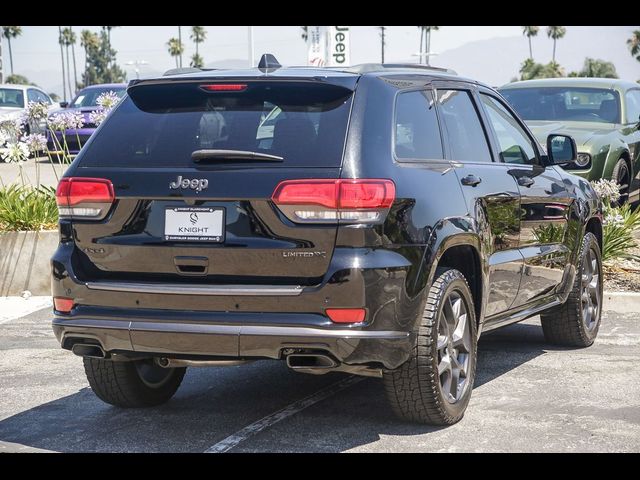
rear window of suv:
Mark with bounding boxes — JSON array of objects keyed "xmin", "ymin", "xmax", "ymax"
[{"xmin": 79, "ymin": 81, "xmax": 354, "ymax": 168}]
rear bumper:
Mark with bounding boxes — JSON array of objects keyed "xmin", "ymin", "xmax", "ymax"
[{"xmin": 52, "ymin": 311, "xmax": 414, "ymax": 370}]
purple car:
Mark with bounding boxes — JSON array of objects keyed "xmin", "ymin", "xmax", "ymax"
[{"xmin": 47, "ymin": 83, "xmax": 126, "ymax": 155}]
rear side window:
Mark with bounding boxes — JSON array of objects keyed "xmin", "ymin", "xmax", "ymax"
[
  {"xmin": 79, "ymin": 82, "xmax": 354, "ymax": 168},
  {"xmin": 394, "ymin": 90, "xmax": 444, "ymax": 161},
  {"xmin": 437, "ymin": 89, "xmax": 492, "ymax": 163},
  {"xmin": 626, "ymin": 90, "xmax": 640, "ymax": 124}
]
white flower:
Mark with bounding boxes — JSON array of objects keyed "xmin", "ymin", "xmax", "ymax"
[
  {"xmin": 89, "ymin": 108, "xmax": 108, "ymax": 126},
  {"xmin": 23, "ymin": 101, "xmax": 50, "ymax": 123},
  {"xmin": 1, "ymin": 141, "xmax": 30, "ymax": 163},
  {"xmin": 591, "ymin": 179, "xmax": 621, "ymax": 204},
  {"xmin": 48, "ymin": 111, "xmax": 84, "ymax": 131},
  {"xmin": 21, "ymin": 133, "xmax": 48, "ymax": 153},
  {"xmin": 96, "ymin": 91, "xmax": 120, "ymax": 109},
  {"xmin": 604, "ymin": 212, "xmax": 624, "ymax": 227}
]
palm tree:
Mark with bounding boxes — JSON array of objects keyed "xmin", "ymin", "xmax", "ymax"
[
  {"xmin": 417, "ymin": 26, "xmax": 439, "ymax": 64},
  {"xmin": 547, "ymin": 26, "xmax": 566, "ymax": 63},
  {"xmin": 522, "ymin": 26, "xmax": 539, "ymax": 60},
  {"xmin": 61, "ymin": 28, "xmax": 75, "ymax": 97},
  {"xmin": 627, "ymin": 30, "xmax": 640, "ymax": 62},
  {"xmin": 102, "ymin": 26, "xmax": 119, "ymax": 68},
  {"xmin": 58, "ymin": 26, "xmax": 67, "ymax": 102},
  {"xmin": 300, "ymin": 26, "xmax": 309, "ymax": 43},
  {"xmin": 167, "ymin": 38, "xmax": 184, "ymax": 68},
  {"xmin": 2, "ymin": 26, "xmax": 22, "ymax": 75},
  {"xmin": 190, "ymin": 26, "xmax": 207, "ymax": 65},
  {"xmin": 80, "ymin": 30, "xmax": 99, "ymax": 79},
  {"xmin": 378, "ymin": 27, "xmax": 386, "ymax": 64},
  {"xmin": 178, "ymin": 26, "xmax": 183, "ymax": 68},
  {"xmin": 573, "ymin": 58, "xmax": 618, "ymax": 78}
]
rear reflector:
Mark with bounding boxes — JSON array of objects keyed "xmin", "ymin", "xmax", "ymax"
[
  {"xmin": 54, "ymin": 297, "xmax": 74, "ymax": 313},
  {"xmin": 271, "ymin": 179, "xmax": 395, "ymax": 224},
  {"xmin": 326, "ymin": 308, "xmax": 366, "ymax": 323},
  {"xmin": 56, "ymin": 177, "xmax": 114, "ymax": 219},
  {"xmin": 201, "ymin": 84, "xmax": 248, "ymax": 92}
]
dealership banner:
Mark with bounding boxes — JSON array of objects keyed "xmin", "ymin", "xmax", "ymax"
[{"xmin": 307, "ymin": 26, "xmax": 351, "ymax": 67}]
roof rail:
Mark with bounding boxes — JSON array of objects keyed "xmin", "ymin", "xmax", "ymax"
[{"xmin": 338, "ymin": 63, "xmax": 457, "ymax": 75}]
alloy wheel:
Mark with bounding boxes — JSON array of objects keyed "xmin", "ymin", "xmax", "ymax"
[
  {"xmin": 437, "ymin": 291, "xmax": 473, "ymax": 404},
  {"xmin": 615, "ymin": 163, "xmax": 630, "ymax": 206},
  {"xmin": 581, "ymin": 246, "xmax": 601, "ymax": 331}
]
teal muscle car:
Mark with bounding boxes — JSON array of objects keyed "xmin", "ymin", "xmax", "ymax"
[{"xmin": 500, "ymin": 78, "xmax": 640, "ymax": 205}]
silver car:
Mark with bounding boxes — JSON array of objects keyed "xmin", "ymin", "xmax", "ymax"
[{"xmin": 0, "ymin": 83, "xmax": 60, "ymax": 136}]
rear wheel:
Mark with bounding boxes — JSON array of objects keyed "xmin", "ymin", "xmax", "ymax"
[
  {"xmin": 611, "ymin": 158, "xmax": 631, "ymax": 207},
  {"xmin": 383, "ymin": 268, "xmax": 477, "ymax": 425},
  {"xmin": 83, "ymin": 357, "xmax": 186, "ymax": 408},
  {"xmin": 540, "ymin": 232, "xmax": 603, "ymax": 347}
]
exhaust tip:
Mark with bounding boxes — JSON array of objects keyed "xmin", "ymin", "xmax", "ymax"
[
  {"xmin": 286, "ymin": 353, "xmax": 338, "ymax": 369},
  {"xmin": 71, "ymin": 343, "xmax": 105, "ymax": 359}
]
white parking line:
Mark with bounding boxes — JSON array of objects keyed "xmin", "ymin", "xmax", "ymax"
[
  {"xmin": 0, "ymin": 440, "xmax": 57, "ymax": 453},
  {"xmin": 0, "ymin": 296, "xmax": 52, "ymax": 324},
  {"xmin": 204, "ymin": 375, "xmax": 364, "ymax": 453}
]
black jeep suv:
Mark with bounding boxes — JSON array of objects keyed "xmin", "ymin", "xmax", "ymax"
[{"xmin": 52, "ymin": 57, "xmax": 603, "ymax": 425}]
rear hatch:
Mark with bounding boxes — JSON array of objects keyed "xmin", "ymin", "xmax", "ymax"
[{"xmin": 63, "ymin": 78, "xmax": 356, "ymax": 286}]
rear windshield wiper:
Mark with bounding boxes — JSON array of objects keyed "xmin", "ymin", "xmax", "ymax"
[{"xmin": 191, "ymin": 149, "xmax": 284, "ymax": 163}]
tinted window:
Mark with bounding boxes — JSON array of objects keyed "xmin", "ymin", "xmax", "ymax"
[
  {"xmin": 625, "ymin": 90, "xmax": 640, "ymax": 124},
  {"xmin": 501, "ymin": 87, "xmax": 621, "ymax": 123},
  {"xmin": 437, "ymin": 89, "xmax": 492, "ymax": 163},
  {"xmin": 35, "ymin": 90, "xmax": 51, "ymax": 104},
  {"xmin": 0, "ymin": 88, "xmax": 24, "ymax": 108},
  {"xmin": 70, "ymin": 87, "xmax": 126, "ymax": 108},
  {"xmin": 27, "ymin": 89, "xmax": 39, "ymax": 103},
  {"xmin": 79, "ymin": 82, "xmax": 353, "ymax": 168},
  {"xmin": 394, "ymin": 90, "xmax": 443, "ymax": 160},
  {"xmin": 480, "ymin": 94, "xmax": 538, "ymax": 165}
]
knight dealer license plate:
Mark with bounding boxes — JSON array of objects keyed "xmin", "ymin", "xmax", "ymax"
[{"xmin": 164, "ymin": 207, "xmax": 224, "ymax": 242}]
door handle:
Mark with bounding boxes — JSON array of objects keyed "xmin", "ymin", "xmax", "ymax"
[
  {"xmin": 461, "ymin": 174, "xmax": 482, "ymax": 187},
  {"xmin": 518, "ymin": 176, "xmax": 535, "ymax": 188}
]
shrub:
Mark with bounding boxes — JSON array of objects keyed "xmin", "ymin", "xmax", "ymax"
[{"xmin": 0, "ymin": 184, "xmax": 58, "ymax": 231}]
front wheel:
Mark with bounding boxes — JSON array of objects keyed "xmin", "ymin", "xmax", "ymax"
[
  {"xmin": 383, "ymin": 268, "xmax": 478, "ymax": 425},
  {"xmin": 540, "ymin": 232, "xmax": 603, "ymax": 347},
  {"xmin": 84, "ymin": 357, "xmax": 186, "ymax": 408},
  {"xmin": 611, "ymin": 158, "xmax": 631, "ymax": 207}
]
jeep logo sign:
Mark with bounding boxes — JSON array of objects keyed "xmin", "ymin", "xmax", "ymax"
[
  {"xmin": 329, "ymin": 26, "xmax": 350, "ymax": 66},
  {"xmin": 306, "ymin": 26, "xmax": 351, "ymax": 67}
]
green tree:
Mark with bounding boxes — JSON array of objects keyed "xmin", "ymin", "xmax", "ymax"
[
  {"xmin": 522, "ymin": 26, "xmax": 539, "ymax": 59},
  {"xmin": 417, "ymin": 26, "xmax": 439, "ymax": 65},
  {"xmin": 547, "ymin": 26, "xmax": 566, "ymax": 62},
  {"xmin": 190, "ymin": 26, "xmax": 207, "ymax": 67},
  {"xmin": 569, "ymin": 58, "xmax": 618, "ymax": 78},
  {"xmin": 543, "ymin": 60, "xmax": 565, "ymax": 78},
  {"xmin": 5, "ymin": 73, "xmax": 34, "ymax": 85},
  {"xmin": 2, "ymin": 26, "xmax": 22, "ymax": 75},
  {"xmin": 378, "ymin": 26, "xmax": 386, "ymax": 64},
  {"xmin": 101, "ymin": 26, "xmax": 119, "ymax": 68},
  {"xmin": 81, "ymin": 28, "xmax": 126, "ymax": 86},
  {"xmin": 167, "ymin": 37, "xmax": 185, "ymax": 68},
  {"xmin": 627, "ymin": 30, "xmax": 640, "ymax": 62},
  {"xmin": 80, "ymin": 30, "xmax": 100, "ymax": 83},
  {"xmin": 518, "ymin": 59, "xmax": 565, "ymax": 80}
]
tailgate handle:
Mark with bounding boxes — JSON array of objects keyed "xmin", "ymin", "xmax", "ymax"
[{"xmin": 174, "ymin": 256, "xmax": 209, "ymax": 276}]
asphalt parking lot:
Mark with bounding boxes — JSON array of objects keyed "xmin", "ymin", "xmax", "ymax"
[{"xmin": 0, "ymin": 306, "xmax": 639, "ymax": 453}]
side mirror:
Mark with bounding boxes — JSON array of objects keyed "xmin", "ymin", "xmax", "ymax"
[
  {"xmin": 59, "ymin": 102, "xmax": 68, "ymax": 108},
  {"xmin": 546, "ymin": 134, "xmax": 577, "ymax": 165}
]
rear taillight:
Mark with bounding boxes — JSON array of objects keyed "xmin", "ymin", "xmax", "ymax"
[
  {"xmin": 53, "ymin": 297, "xmax": 74, "ymax": 313},
  {"xmin": 56, "ymin": 177, "xmax": 115, "ymax": 219},
  {"xmin": 271, "ymin": 179, "xmax": 395, "ymax": 224}
]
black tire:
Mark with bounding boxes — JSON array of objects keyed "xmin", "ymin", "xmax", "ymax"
[
  {"xmin": 383, "ymin": 268, "xmax": 478, "ymax": 425},
  {"xmin": 540, "ymin": 232, "xmax": 603, "ymax": 347},
  {"xmin": 611, "ymin": 158, "xmax": 631, "ymax": 207},
  {"xmin": 83, "ymin": 357, "xmax": 186, "ymax": 408}
]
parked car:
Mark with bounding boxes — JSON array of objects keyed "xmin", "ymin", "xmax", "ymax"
[
  {"xmin": 500, "ymin": 78, "xmax": 640, "ymax": 205},
  {"xmin": 51, "ymin": 57, "xmax": 604, "ymax": 425},
  {"xmin": 0, "ymin": 83, "xmax": 59, "ymax": 135},
  {"xmin": 47, "ymin": 83, "xmax": 126, "ymax": 155}
]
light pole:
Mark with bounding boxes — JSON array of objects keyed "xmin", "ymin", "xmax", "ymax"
[
  {"xmin": 125, "ymin": 60, "xmax": 149, "ymax": 79},
  {"xmin": 248, "ymin": 26, "xmax": 254, "ymax": 67}
]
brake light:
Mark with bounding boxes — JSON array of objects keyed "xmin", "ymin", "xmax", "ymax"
[
  {"xmin": 200, "ymin": 84, "xmax": 248, "ymax": 92},
  {"xmin": 54, "ymin": 297, "xmax": 74, "ymax": 313},
  {"xmin": 56, "ymin": 177, "xmax": 115, "ymax": 219},
  {"xmin": 326, "ymin": 308, "xmax": 366, "ymax": 323},
  {"xmin": 271, "ymin": 179, "xmax": 395, "ymax": 224}
]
